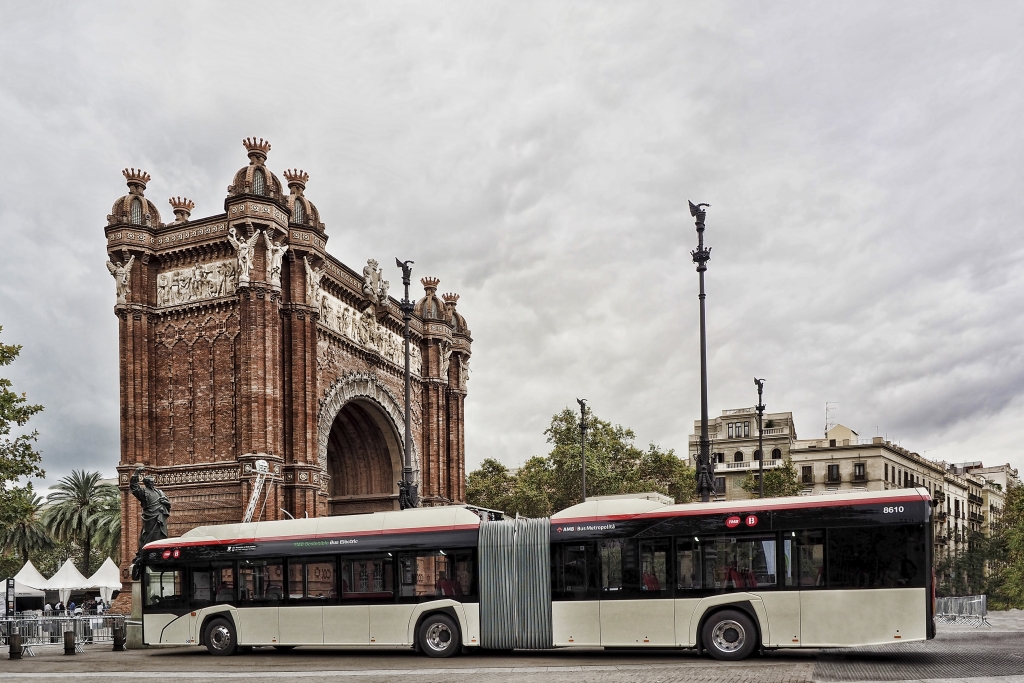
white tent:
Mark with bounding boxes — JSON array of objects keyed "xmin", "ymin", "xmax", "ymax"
[
  {"xmin": 87, "ymin": 557, "xmax": 122, "ymax": 603},
  {"xmin": 13, "ymin": 560, "xmax": 48, "ymax": 590},
  {"xmin": 45, "ymin": 559, "xmax": 94, "ymax": 605},
  {"xmin": 1, "ymin": 578, "xmax": 44, "ymax": 615}
]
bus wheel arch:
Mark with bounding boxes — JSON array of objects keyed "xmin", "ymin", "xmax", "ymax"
[
  {"xmin": 414, "ymin": 608, "xmax": 462, "ymax": 658},
  {"xmin": 202, "ymin": 615, "xmax": 239, "ymax": 656},
  {"xmin": 696, "ymin": 601, "xmax": 761, "ymax": 658}
]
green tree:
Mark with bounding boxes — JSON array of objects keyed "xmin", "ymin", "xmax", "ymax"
[
  {"xmin": 992, "ymin": 481, "xmax": 1024, "ymax": 607},
  {"xmin": 90, "ymin": 489, "xmax": 122, "ymax": 563},
  {"xmin": 739, "ymin": 459, "xmax": 803, "ymax": 498},
  {"xmin": 43, "ymin": 470, "xmax": 118, "ymax": 575},
  {"xmin": 467, "ymin": 407, "xmax": 695, "ymax": 518},
  {"xmin": 0, "ymin": 487, "xmax": 53, "ymax": 564},
  {"xmin": 0, "ymin": 326, "xmax": 45, "ymax": 521}
]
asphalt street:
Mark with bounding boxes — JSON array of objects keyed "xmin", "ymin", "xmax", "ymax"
[{"xmin": 2, "ymin": 613, "xmax": 1022, "ymax": 683}]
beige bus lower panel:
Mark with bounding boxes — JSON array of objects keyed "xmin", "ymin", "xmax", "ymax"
[
  {"xmin": 279, "ymin": 605, "xmax": 325, "ymax": 645},
  {"xmin": 758, "ymin": 592, "xmax": 801, "ymax": 647},
  {"xmin": 143, "ymin": 613, "xmax": 187, "ymax": 646},
  {"xmin": 600, "ymin": 599, "xmax": 675, "ymax": 646},
  {"xmin": 235, "ymin": 606, "xmax": 280, "ymax": 645},
  {"xmin": 324, "ymin": 605, "xmax": 370, "ymax": 644},
  {"xmin": 686, "ymin": 593, "xmax": 769, "ymax": 648},
  {"xmin": 369, "ymin": 604, "xmax": 417, "ymax": 645},
  {"xmin": 552, "ymin": 601, "xmax": 600, "ymax": 646},
  {"xmin": 800, "ymin": 588, "xmax": 926, "ymax": 647}
]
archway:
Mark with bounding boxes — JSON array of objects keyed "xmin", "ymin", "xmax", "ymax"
[{"xmin": 318, "ymin": 373, "xmax": 419, "ymax": 515}]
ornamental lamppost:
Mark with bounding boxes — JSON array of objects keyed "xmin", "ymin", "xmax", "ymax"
[
  {"xmin": 754, "ymin": 378, "xmax": 766, "ymax": 498},
  {"xmin": 396, "ymin": 258, "xmax": 419, "ymax": 509},
  {"xmin": 576, "ymin": 398, "xmax": 588, "ymax": 504},
  {"xmin": 689, "ymin": 201, "xmax": 715, "ymax": 503}
]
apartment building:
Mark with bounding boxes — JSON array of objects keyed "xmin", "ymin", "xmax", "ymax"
[{"xmin": 687, "ymin": 407, "xmax": 798, "ymax": 501}]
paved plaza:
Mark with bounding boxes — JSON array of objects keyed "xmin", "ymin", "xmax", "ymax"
[{"xmin": 2, "ymin": 613, "xmax": 1022, "ymax": 683}]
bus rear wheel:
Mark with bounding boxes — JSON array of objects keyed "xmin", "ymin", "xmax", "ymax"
[
  {"xmin": 418, "ymin": 613, "xmax": 461, "ymax": 658},
  {"xmin": 204, "ymin": 617, "xmax": 238, "ymax": 656},
  {"xmin": 702, "ymin": 610, "xmax": 757, "ymax": 661}
]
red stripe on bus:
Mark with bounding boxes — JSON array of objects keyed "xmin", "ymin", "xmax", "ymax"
[
  {"xmin": 552, "ymin": 492, "xmax": 930, "ymax": 525},
  {"xmin": 144, "ymin": 522, "xmax": 481, "ymax": 550}
]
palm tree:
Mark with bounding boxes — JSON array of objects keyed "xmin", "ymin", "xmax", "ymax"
[
  {"xmin": 90, "ymin": 488, "xmax": 122, "ymax": 563},
  {"xmin": 0, "ymin": 487, "xmax": 53, "ymax": 562},
  {"xmin": 43, "ymin": 470, "xmax": 119, "ymax": 575}
]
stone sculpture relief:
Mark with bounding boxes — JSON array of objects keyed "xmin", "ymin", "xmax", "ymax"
[
  {"xmin": 156, "ymin": 259, "xmax": 238, "ymax": 307},
  {"xmin": 263, "ymin": 230, "xmax": 288, "ymax": 290},
  {"xmin": 459, "ymin": 356, "xmax": 470, "ymax": 390},
  {"xmin": 304, "ymin": 256, "xmax": 325, "ymax": 306},
  {"xmin": 106, "ymin": 255, "xmax": 135, "ymax": 304},
  {"xmin": 439, "ymin": 340, "xmax": 453, "ymax": 379},
  {"xmin": 361, "ymin": 258, "xmax": 389, "ymax": 306},
  {"xmin": 316, "ymin": 288, "xmax": 421, "ymax": 375},
  {"xmin": 227, "ymin": 223, "xmax": 260, "ymax": 286}
]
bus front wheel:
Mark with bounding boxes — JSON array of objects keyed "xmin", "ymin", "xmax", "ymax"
[
  {"xmin": 702, "ymin": 609, "xmax": 757, "ymax": 661},
  {"xmin": 418, "ymin": 613, "xmax": 461, "ymax": 658},
  {"xmin": 204, "ymin": 617, "xmax": 238, "ymax": 657}
]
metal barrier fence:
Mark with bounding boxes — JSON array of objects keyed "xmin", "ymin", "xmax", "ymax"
[
  {"xmin": 1, "ymin": 613, "xmax": 127, "ymax": 655},
  {"xmin": 936, "ymin": 595, "xmax": 992, "ymax": 627}
]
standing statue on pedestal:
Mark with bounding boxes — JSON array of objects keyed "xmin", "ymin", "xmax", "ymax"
[{"xmin": 129, "ymin": 465, "xmax": 172, "ymax": 580}]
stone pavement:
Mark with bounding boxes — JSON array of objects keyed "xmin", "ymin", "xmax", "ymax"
[{"xmin": 1, "ymin": 613, "xmax": 1021, "ymax": 683}]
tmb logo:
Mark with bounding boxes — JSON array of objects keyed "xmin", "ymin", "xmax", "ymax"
[{"xmin": 725, "ymin": 516, "xmax": 742, "ymax": 528}]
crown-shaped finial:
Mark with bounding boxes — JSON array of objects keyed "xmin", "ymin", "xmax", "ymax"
[
  {"xmin": 242, "ymin": 137, "xmax": 271, "ymax": 163},
  {"xmin": 421, "ymin": 277, "xmax": 441, "ymax": 292},
  {"xmin": 168, "ymin": 196, "xmax": 195, "ymax": 223},
  {"xmin": 283, "ymin": 168, "xmax": 309, "ymax": 194},
  {"xmin": 122, "ymin": 168, "xmax": 151, "ymax": 193},
  {"xmin": 442, "ymin": 292, "xmax": 460, "ymax": 305}
]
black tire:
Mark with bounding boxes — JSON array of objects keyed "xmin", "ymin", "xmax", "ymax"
[
  {"xmin": 417, "ymin": 613, "xmax": 461, "ymax": 658},
  {"xmin": 273, "ymin": 645, "xmax": 296, "ymax": 651},
  {"xmin": 702, "ymin": 609, "xmax": 757, "ymax": 661},
  {"xmin": 204, "ymin": 617, "xmax": 238, "ymax": 656}
]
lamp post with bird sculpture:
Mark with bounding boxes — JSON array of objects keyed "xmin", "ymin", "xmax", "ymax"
[
  {"xmin": 690, "ymin": 201, "xmax": 715, "ymax": 503},
  {"xmin": 755, "ymin": 377, "xmax": 765, "ymax": 498},
  {"xmin": 396, "ymin": 258, "xmax": 419, "ymax": 509}
]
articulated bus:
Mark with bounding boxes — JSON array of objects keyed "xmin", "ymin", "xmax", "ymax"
[{"xmin": 139, "ymin": 487, "xmax": 934, "ymax": 659}]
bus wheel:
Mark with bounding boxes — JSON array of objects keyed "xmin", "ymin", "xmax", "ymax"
[
  {"xmin": 702, "ymin": 610, "xmax": 757, "ymax": 661},
  {"xmin": 204, "ymin": 617, "xmax": 238, "ymax": 656},
  {"xmin": 418, "ymin": 613, "xmax": 461, "ymax": 658}
]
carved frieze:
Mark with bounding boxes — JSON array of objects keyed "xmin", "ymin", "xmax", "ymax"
[
  {"xmin": 157, "ymin": 259, "xmax": 238, "ymax": 307},
  {"xmin": 120, "ymin": 467, "xmax": 240, "ymax": 487},
  {"xmin": 317, "ymin": 290, "xmax": 422, "ymax": 374}
]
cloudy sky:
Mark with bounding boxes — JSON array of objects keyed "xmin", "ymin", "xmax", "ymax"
[{"xmin": 1, "ymin": 2, "xmax": 1022, "ymax": 490}]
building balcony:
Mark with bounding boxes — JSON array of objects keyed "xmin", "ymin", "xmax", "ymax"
[
  {"xmin": 969, "ymin": 493, "xmax": 984, "ymax": 505},
  {"xmin": 936, "ymin": 511, "xmax": 948, "ymax": 522},
  {"xmin": 969, "ymin": 512, "xmax": 985, "ymax": 523},
  {"xmin": 933, "ymin": 490, "xmax": 946, "ymax": 502},
  {"xmin": 721, "ymin": 459, "xmax": 784, "ymax": 472},
  {"xmin": 935, "ymin": 535, "xmax": 948, "ymax": 546}
]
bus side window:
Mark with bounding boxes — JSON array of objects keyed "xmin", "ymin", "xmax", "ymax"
[
  {"xmin": 191, "ymin": 563, "xmax": 234, "ymax": 606},
  {"xmin": 638, "ymin": 539, "xmax": 670, "ymax": 595},
  {"xmin": 676, "ymin": 538, "xmax": 702, "ymax": 590},
  {"xmin": 341, "ymin": 556, "xmax": 394, "ymax": 600},
  {"xmin": 554, "ymin": 543, "xmax": 598, "ymax": 599},
  {"xmin": 599, "ymin": 539, "xmax": 624, "ymax": 594},
  {"xmin": 797, "ymin": 531, "xmax": 825, "ymax": 587},
  {"xmin": 144, "ymin": 566, "xmax": 184, "ymax": 608},
  {"xmin": 398, "ymin": 551, "xmax": 465, "ymax": 599},
  {"xmin": 702, "ymin": 535, "xmax": 777, "ymax": 591},
  {"xmin": 238, "ymin": 560, "xmax": 284, "ymax": 604}
]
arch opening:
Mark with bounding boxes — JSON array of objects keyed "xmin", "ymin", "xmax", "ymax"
[{"xmin": 326, "ymin": 398, "xmax": 401, "ymax": 515}]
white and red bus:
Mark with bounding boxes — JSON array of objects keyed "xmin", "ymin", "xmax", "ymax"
[{"xmin": 139, "ymin": 487, "xmax": 934, "ymax": 659}]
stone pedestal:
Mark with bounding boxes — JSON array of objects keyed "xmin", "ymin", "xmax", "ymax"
[{"xmin": 125, "ymin": 581, "xmax": 146, "ymax": 649}]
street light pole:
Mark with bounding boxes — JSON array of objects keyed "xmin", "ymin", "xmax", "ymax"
[
  {"xmin": 755, "ymin": 378, "xmax": 765, "ymax": 499},
  {"xmin": 689, "ymin": 201, "xmax": 714, "ymax": 503},
  {"xmin": 577, "ymin": 398, "xmax": 588, "ymax": 504},
  {"xmin": 396, "ymin": 258, "xmax": 418, "ymax": 509}
]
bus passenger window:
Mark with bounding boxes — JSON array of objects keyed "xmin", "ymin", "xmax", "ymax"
[
  {"xmin": 238, "ymin": 560, "xmax": 284, "ymax": 603},
  {"xmin": 639, "ymin": 539, "xmax": 669, "ymax": 594},
  {"xmin": 553, "ymin": 543, "xmax": 598, "ymax": 599},
  {"xmin": 703, "ymin": 536, "xmax": 777, "ymax": 591},
  {"xmin": 827, "ymin": 525, "xmax": 925, "ymax": 589},
  {"xmin": 192, "ymin": 564, "xmax": 234, "ymax": 606},
  {"xmin": 399, "ymin": 552, "xmax": 466, "ymax": 599},
  {"xmin": 676, "ymin": 540, "xmax": 702, "ymax": 590},
  {"xmin": 341, "ymin": 557, "xmax": 393, "ymax": 599},
  {"xmin": 797, "ymin": 531, "xmax": 825, "ymax": 587},
  {"xmin": 144, "ymin": 566, "xmax": 184, "ymax": 608},
  {"xmin": 288, "ymin": 559, "xmax": 337, "ymax": 600},
  {"xmin": 599, "ymin": 540, "xmax": 624, "ymax": 593}
]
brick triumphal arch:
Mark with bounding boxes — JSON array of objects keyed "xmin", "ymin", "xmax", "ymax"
[{"xmin": 104, "ymin": 139, "xmax": 471, "ymax": 586}]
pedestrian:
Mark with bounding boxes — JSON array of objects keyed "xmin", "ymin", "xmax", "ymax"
[
  {"xmin": 44, "ymin": 602, "xmax": 52, "ymax": 612},
  {"xmin": 68, "ymin": 600, "xmax": 76, "ymax": 613}
]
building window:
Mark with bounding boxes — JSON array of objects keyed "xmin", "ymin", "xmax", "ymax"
[
  {"xmin": 253, "ymin": 168, "xmax": 266, "ymax": 195},
  {"xmin": 884, "ymin": 463, "xmax": 888, "ymax": 480},
  {"xmin": 131, "ymin": 198, "xmax": 143, "ymax": 225},
  {"xmin": 771, "ymin": 448, "xmax": 781, "ymax": 460},
  {"xmin": 801, "ymin": 466, "xmax": 813, "ymax": 484},
  {"xmin": 715, "ymin": 452, "xmax": 724, "ymax": 464},
  {"xmin": 744, "ymin": 422, "xmax": 750, "ymax": 437},
  {"xmin": 293, "ymin": 200, "xmax": 305, "ymax": 223},
  {"xmin": 753, "ymin": 449, "xmax": 762, "ymax": 461},
  {"xmin": 853, "ymin": 463, "xmax": 866, "ymax": 481},
  {"xmin": 714, "ymin": 477, "xmax": 726, "ymax": 495},
  {"xmin": 733, "ymin": 451, "xmax": 743, "ymax": 463},
  {"xmin": 827, "ymin": 464, "xmax": 840, "ymax": 483},
  {"xmin": 728, "ymin": 423, "xmax": 734, "ymax": 438}
]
